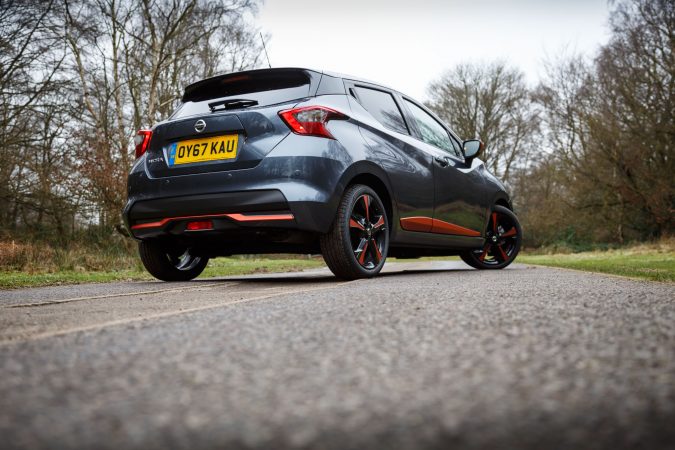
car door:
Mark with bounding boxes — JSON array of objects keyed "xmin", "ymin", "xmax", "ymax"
[
  {"xmin": 345, "ymin": 82, "xmax": 436, "ymax": 239},
  {"xmin": 400, "ymin": 97, "xmax": 488, "ymax": 238}
]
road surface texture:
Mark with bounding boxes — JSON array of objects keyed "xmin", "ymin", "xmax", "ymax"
[{"xmin": 1, "ymin": 261, "xmax": 674, "ymax": 449}]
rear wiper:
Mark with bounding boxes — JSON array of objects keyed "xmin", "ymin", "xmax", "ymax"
[{"xmin": 208, "ymin": 98, "xmax": 259, "ymax": 112}]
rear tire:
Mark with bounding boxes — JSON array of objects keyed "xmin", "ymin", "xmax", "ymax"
[
  {"xmin": 460, "ymin": 205, "xmax": 522, "ymax": 270},
  {"xmin": 320, "ymin": 184, "xmax": 389, "ymax": 280},
  {"xmin": 138, "ymin": 240, "xmax": 209, "ymax": 281}
]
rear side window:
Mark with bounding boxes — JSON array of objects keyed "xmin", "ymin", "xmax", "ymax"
[
  {"xmin": 403, "ymin": 99, "xmax": 456, "ymax": 154},
  {"xmin": 353, "ymin": 87, "xmax": 408, "ymax": 134},
  {"xmin": 173, "ymin": 70, "xmax": 311, "ymax": 119}
]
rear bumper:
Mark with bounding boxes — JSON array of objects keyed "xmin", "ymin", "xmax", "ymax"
[
  {"xmin": 123, "ymin": 188, "xmax": 335, "ymax": 240},
  {"xmin": 125, "ymin": 189, "xmax": 294, "ymax": 239},
  {"xmin": 123, "ymin": 132, "xmax": 355, "ymax": 241}
]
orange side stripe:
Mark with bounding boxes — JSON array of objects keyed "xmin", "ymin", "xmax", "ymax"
[
  {"xmin": 400, "ymin": 216, "xmax": 481, "ymax": 237},
  {"xmin": 400, "ymin": 216, "xmax": 434, "ymax": 232},
  {"xmin": 349, "ymin": 218, "xmax": 365, "ymax": 230},
  {"xmin": 131, "ymin": 212, "xmax": 294, "ymax": 230},
  {"xmin": 430, "ymin": 218, "xmax": 482, "ymax": 237}
]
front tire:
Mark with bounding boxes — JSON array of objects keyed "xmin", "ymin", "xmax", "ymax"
[
  {"xmin": 139, "ymin": 240, "xmax": 209, "ymax": 281},
  {"xmin": 461, "ymin": 205, "xmax": 522, "ymax": 270},
  {"xmin": 320, "ymin": 184, "xmax": 389, "ymax": 280}
]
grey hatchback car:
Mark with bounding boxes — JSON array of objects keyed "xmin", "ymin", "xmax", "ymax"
[{"xmin": 124, "ymin": 68, "xmax": 522, "ymax": 281}]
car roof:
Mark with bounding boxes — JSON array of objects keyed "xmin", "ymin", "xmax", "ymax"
[
  {"xmin": 184, "ymin": 67, "xmax": 404, "ymax": 99},
  {"xmin": 318, "ymin": 69, "xmax": 398, "ymax": 92}
]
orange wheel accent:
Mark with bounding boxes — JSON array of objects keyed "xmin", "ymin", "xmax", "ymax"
[
  {"xmin": 372, "ymin": 216, "xmax": 385, "ymax": 230},
  {"xmin": 358, "ymin": 240, "xmax": 369, "ymax": 265},
  {"xmin": 478, "ymin": 243, "xmax": 490, "ymax": 261},
  {"xmin": 361, "ymin": 195, "xmax": 371, "ymax": 222},
  {"xmin": 497, "ymin": 245, "xmax": 508, "ymax": 261},
  {"xmin": 349, "ymin": 218, "xmax": 365, "ymax": 230}
]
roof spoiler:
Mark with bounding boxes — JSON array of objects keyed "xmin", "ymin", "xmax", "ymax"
[
  {"xmin": 182, "ymin": 68, "xmax": 346, "ymax": 103},
  {"xmin": 182, "ymin": 68, "xmax": 319, "ymax": 103}
]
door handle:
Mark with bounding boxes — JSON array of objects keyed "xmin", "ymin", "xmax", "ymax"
[{"xmin": 434, "ymin": 156, "xmax": 449, "ymax": 167}]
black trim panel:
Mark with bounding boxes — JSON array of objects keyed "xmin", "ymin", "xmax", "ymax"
[{"xmin": 128, "ymin": 190, "xmax": 288, "ymax": 222}]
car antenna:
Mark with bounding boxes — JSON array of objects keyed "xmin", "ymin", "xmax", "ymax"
[{"xmin": 260, "ymin": 32, "xmax": 272, "ymax": 68}]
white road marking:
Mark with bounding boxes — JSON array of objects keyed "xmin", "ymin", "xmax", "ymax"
[
  {"xmin": 7, "ymin": 282, "xmax": 238, "ymax": 308},
  {"xmin": 1, "ymin": 280, "xmax": 356, "ymax": 345}
]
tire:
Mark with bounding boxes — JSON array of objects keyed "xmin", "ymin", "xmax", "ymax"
[
  {"xmin": 460, "ymin": 205, "xmax": 522, "ymax": 270},
  {"xmin": 138, "ymin": 240, "xmax": 209, "ymax": 281},
  {"xmin": 320, "ymin": 184, "xmax": 389, "ymax": 280}
]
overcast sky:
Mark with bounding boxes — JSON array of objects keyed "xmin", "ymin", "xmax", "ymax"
[{"xmin": 258, "ymin": 0, "xmax": 612, "ymax": 100}]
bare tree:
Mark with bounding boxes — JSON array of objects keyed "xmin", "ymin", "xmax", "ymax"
[
  {"xmin": 0, "ymin": 0, "xmax": 265, "ymax": 243},
  {"xmin": 426, "ymin": 62, "xmax": 539, "ymax": 182},
  {"xmin": 532, "ymin": 0, "xmax": 674, "ymax": 243},
  {"xmin": 62, "ymin": 0, "xmax": 264, "ymax": 228},
  {"xmin": 592, "ymin": 0, "xmax": 674, "ymax": 237},
  {"xmin": 0, "ymin": 0, "xmax": 77, "ymax": 235}
]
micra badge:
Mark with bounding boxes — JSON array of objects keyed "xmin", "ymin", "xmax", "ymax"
[{"xmin": 148, "ymin": 157, "xmax": 163, "ymax": 163}]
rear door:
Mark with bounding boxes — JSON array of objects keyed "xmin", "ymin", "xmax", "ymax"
[
  {"xmin": 400, "ymin": 97, "xmax": 488, "ymax": 237},
  {"xmin": 345, "ymin": 82, "xmax": 435, "ymax": 231}
]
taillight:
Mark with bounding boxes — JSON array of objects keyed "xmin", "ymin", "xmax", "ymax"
[
  {"xmin": 278, "ymin": 106, "xmax": 348, "ymax": 139},
  {"xmin": 134, "ymin": 129, "xmax": 152, "ymax": 158}
]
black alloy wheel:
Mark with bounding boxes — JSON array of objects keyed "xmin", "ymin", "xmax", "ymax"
[
  {"xmin": 349, "ymin": 192, "xmax": 387, "ymax": 269},
  {"xmin": 139, "ymin": 240, "xmax": 209, "ymax": 281},
  {"xmin": 460, "ymin": 205, "xmax": 522, "ymax": 270},
  {"xmin": 321, "ymin": 184, "xmax": 389, "ymax": 279}
]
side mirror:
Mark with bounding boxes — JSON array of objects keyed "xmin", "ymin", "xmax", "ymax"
[{"xmin": 462, "ymin": 139, "xmax": 484, "ymax": 162}]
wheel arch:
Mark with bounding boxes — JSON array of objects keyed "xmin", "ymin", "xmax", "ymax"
[
  {"xmin": 335, "ymin": 162, "xmax": 398, "ymax": 231},
  {"xmin": 492, "ymin": 192, "xmax": 513, "ymax": 211},
  {"xmin": 480, "ymin": 192, "xmax": 513, "ymax": 233}
]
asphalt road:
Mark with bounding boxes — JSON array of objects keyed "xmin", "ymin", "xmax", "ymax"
[{"xmin": 1, "ymin": 261, "xmax": 674, "ymax": 450}]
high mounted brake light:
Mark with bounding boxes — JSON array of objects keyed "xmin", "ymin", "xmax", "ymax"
[
  {"xmin": 134, "ymin": 129, "xmax": 152, "ymax": 158},
  {"xmin": 278, "ymin": 106, "xmax": 348, "ymax": 139}
]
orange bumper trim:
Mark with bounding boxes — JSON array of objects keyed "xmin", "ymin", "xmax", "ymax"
[{"xmin": 131, "ymin": 212, "xmax": 295, "ymax": 230}]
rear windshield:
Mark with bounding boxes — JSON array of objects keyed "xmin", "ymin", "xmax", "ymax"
[{"xmin": 172, "ymin": 70, "xmax": 311, "ymax": 119}]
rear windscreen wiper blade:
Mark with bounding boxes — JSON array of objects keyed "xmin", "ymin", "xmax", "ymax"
[{"xmin": 208, "ymin": 98, "xmax": 259, "ymax": 112}]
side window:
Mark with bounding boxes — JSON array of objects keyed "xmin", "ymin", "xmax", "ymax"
[
  {"xmin": 353, "ymin": 87, "xmax": 408, "ymax": 134},
  {"xmin": 403, "ymin": 99, "xmax": 455, "ymax": 155}
]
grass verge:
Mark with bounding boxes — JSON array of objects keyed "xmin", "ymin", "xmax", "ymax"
[
  {"xmin": 0, "ymin": 257, "xmax": 325, "ymax": 289},
  {"xmin": 2, "ymin": 240, "xmax": 672, "ymax": 288},
  {"xmin": 518, "ymin": 248, "xmax": 674, "ymax": 282},
  {"xmin": 0, "ymin": 270, "xmax": 152, "ymax": 289}
]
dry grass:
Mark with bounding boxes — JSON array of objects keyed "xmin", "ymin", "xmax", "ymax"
[
  {"xmin": 0, "ymin": 239, "xmax": 141, "ymax": 273},
  {"xmin": 527, "ymin": 236, "xmax": 675, "ymax": 255},
  {"xmin": 614, "ymin": 236, "xmax": 675, "ymax": 254}
]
